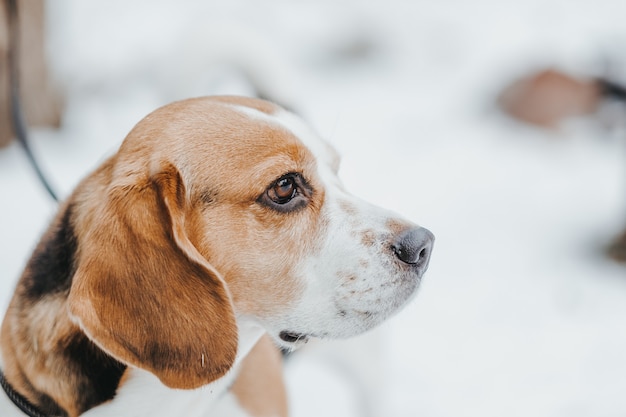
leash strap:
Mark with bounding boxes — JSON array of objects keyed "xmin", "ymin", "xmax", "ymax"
[
  {"xmin": 598, "ymin": 77, "xmax": 626, "ymax": 102},
  {"xmin": 0, "ymin": 369, "xmax": 52, "ymax": 417},
  {"xmin": 5, "ymin": 0, "xmax": 59, "ymax": 202}
]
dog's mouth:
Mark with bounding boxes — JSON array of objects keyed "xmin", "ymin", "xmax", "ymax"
[{"xmin": 279, "ymin": 331, "xmax": 310, "ymax": 345}]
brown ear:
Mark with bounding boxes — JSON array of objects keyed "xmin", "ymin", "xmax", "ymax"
[{"xmin": 68, "ymin": 163, "xmax": 238, "ymax": 389}]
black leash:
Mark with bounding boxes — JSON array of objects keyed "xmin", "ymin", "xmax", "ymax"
[
  {"xmin": 598, "ymin": 77, "xmax": 626, "ymax": 102},
  {"xmin": 0, "ymin": 369, "xmax": 53, "ymax": 417},
  {"xmin": 2, "ymin": 2, "xmax": 59, "ymax": 414},
  {"xmin": 5, "ymin": 0, "xmax": 59, "ymax": 202}
]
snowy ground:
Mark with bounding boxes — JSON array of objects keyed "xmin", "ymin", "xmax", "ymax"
[{"xmin": 2, "ymin": 1, "xmax": 626, "ymax": 416}]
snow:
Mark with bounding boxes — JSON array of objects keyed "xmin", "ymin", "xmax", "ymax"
[{"xmin": 2, "ymin": 0, "xmax": 626, "ymax": 416}]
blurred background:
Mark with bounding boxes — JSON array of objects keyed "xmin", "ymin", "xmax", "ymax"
[{"xmin": 2, "ymin": 0, "xmax": 626, "ymax": 416}]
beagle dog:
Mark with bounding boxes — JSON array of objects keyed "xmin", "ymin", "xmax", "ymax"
[{"xmin": 0, "ymin": 96, "xmax": 433, "ymax": 417}]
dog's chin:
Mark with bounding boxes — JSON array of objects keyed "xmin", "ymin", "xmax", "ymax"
[
  {"xmin": 272, "ymin": 318, "xmax": 377, "ymax": 351},
  {"xmin": 268, "ymin": 286, "xmax": 422, "ymax": 351}
]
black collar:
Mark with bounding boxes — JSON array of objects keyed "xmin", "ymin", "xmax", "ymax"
[{"xmin": 0, "ymin": 369, "xmax": 53, "ymax": 417}]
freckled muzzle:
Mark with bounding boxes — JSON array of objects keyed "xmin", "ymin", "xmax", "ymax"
[{"xmin": 391, "ymin": 227, "xmax": 434, "ymax": 274}]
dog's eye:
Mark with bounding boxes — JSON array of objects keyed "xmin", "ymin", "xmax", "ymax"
[
  {"xmin": 259, "ymin": 173, "xmax": 311, "ymax": 212},
  {"xmin": 270, "ymin": 177, "xmax": 297, "ymax": 204}
]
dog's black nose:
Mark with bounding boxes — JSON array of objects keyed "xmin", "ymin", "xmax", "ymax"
[{"xmin": 391, "ymin": 227, "xmax": 434, "ymax": 269}]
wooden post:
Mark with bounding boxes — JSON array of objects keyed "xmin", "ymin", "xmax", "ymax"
[{"xmin": 0, "ymin": 0, "xmax": 63, "ymax": 148}]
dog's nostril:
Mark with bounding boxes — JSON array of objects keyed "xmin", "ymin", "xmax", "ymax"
[{"xmin": 392, "ymin": 227, "xmax": 434, "ymax": 267}]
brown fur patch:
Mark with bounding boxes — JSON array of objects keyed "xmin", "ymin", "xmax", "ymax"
[
  {"xmin": 339, "ymin": 199, "xmax": 358, "ymax": 216},
  {"xmin": 360, "ymin": 229, "xmax": 377, "ymax": 248},
  {"xmin": 231, "ymin": 335, "xmax": 288, "ymax": 417},
  {"xmin": 386, "ymin": 219, "xmax": 410, "ymax": 235}
]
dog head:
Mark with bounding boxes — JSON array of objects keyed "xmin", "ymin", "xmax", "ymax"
[{"xmin": 67, "ymin": 96, "xmax": 433, "ymax": 389}]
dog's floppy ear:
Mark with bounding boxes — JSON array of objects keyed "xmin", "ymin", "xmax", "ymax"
[{"xmin": 68, "ymin": 162, "xmax": 238, "ymax": 389}]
